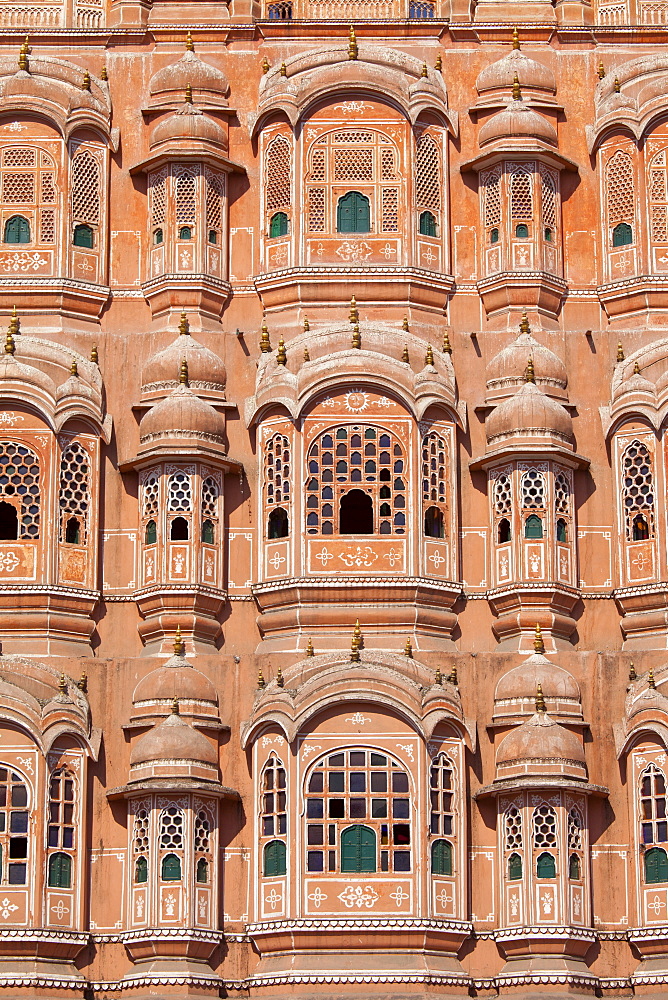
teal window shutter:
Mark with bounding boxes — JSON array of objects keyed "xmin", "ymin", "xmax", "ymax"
[
  {"xmin": 341, "ymin": 825, "xmax": 376, "ymax": 873},
  {"xmin": 161, "ymin": 853, "xmax": 181, "ymax": 881},
  {"xmin": 612, "ymin": 222, "xmax": 633, "ymax": 247},
  {"xmin": 508, "ymin": 852, "xmax": 522, "ymax": 880},
  {"xmin": 73, "ymin": 224, "xmax": 94, "ymax": 248},
  {"xmin": 645, "ymin": 847, "xmax": 668, "ymax": 884},
  {"xmin": 196, "ymin": 858, "xmax": 209, "ymax": 883},
  {"xmin": 419, "ymin": 211, "xmax": 437, "ymax": 237},
  {"xmin": 270, "ymin": 212, "xmax": 288, "ymax": 237},
  {"xmin": 337, "ymin": 192, "xmax": 370, "ymax": 234},
  {"xmin": 524, "ymin": 514, "xmax": 543, "ymax": 539},
  {"xmin": 431, "ymin": 839, "xmax": 453, "ymax": 876},
  {"xmin": 135, "ymin": 856, "xmax": 148, "ymax": 884},
  {"xmin": 4, "ymin": 215, "xmax": 30, "ymax": 244},
  {"xmin": 145, "ymin": 520, "xmax": 157, "ymax": 545},
  {"xmin": 48, "ymin": 852, "xmax": 72, "ymax": 888},
  {"xmin": 569, "ymin": 853, "xmax": 581, "ymax": 880},
  {"xmin": 202, "ymin": 519, "xmax": 215, "ymax": 544},
  {"xmin": 536, "ymin": 852, "xmax": 556, "ymax": 878},
  {"xmin": 263, "ymin": 840, "xmax": 286, "ymax": 876}
]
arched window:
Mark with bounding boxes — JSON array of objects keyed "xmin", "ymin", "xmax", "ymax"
[
  {"xmin": 48, "ymin": 768, "xmax": 75, "ymax": 861},
  {"xmin": 201, "ymin": 519, "xmax": 214, "ymax": 544},
  {"xmin": 640, "ymin": 763, "xmax": 668, "ymax": 845},
  {"xmin": 490, "ymin": 227, "xmax": 499, "ymax": 243},
  {"xmin": 622, "ymin": 441, "xmax": 655, "ymax": 542},
  {"xmin": 510, "ymin": 166, "xmax": 533, "ymax": 225},
  {"xmin": 612, "ymin": 222, "xmax": 633, "ymax": 246},
  {"xmin": 504, "ymin": 805, "xmax": 523, "ymax": 882},
  {"xmin": 521, "ymin": 468, "xmax": 545, "ymax": 511},
  {"xmin": 606, "ymin": 150, "xmax": 635, "ymax": 249},
  {"xmin": 72, "ymin": 224, "xmax": 93, "ymax": 248},
  {"xmin": 569, "ymin": 853, "xmax": 581, "ymax": 880},
  {"xmin": 4, "ymin": 215, "xmax": 30, "ymax": 244},
  {"xmin": 65, "ymin": 516, "xmax": 80, "ymax": 544},
  {"xmin": 194, "ymin": 807, "xmax": 214, "ymax": 888},
  {"xmin": 416, "ymin": 133, "xmax": 441, "ymax": 226},
  {"xmin": 419, "ymin": 211, "xmax": 437, "ymax": 236},
  {"xmin": 201, "ymin": 475, "xmax": 219, "ymax": 544},
  {"xmin": 132, "ymin": 806, "xmax": 150, "ymax": 883},
  {"xmin": 59, "ymin": 441, "xmax": 89, "ymax": 545},
  {"xmin": 263, "ymin": 840, "xmax": 286, "ymax": 877},
  {"xmin": 153, "ymin": 228, "xmax": 163, "ymax": 245},
  {"xmin": 179, "ymin": 226, "xmax": 192, "ymax": 240},
  {"xmin": 265, "ymin": 136, "xmax": 292, "ymax": 230},
  {"xmin": 149, "ymin": 169, "xmax": 167, "ymax": 239},
  {"xmin": 145, "ymin": 519, "xmax": 157, "ymax": 545},
  {"xmin": 159, "ymin": 805, "xmax": 184, "ymax": 882},
  {"xmin": 494, "ymin": 473, "xmax": 512, "ymax": 544},
  {"xmin": 337, "ymin": 191, "xmax": 371, "ymax": 234},
  {"xmin": 175, "ymin": 169, "xmax": 197, "ymax": 236},
  {"xmin": 429, "ymin": 753, "xmax": 455, "ymax": 876},
  {"xmin": 0, "ymin": 768, "xmax": 30, "ymax": 885},
  {"xmin": 645, "ymin": 846, "xmax": 668, "ymax": 884},
  {"xmin": 422, "ymin": 430, "xmax": 447, "ymax": 538},
  {"xmin": 498, "ymin": 518, "xmax": 511, "ymax": 544},
  {"xmin": 508, "ymin": 852, "xmax": 522, "ymax": 880},
  {"xmin": 431, "ymin": 839, "xmax": 453, "ymax": 876},
  {"xmin": 556, "ymin": 517, "xmax": 567, "ymax": 542},
  {"xmin": 71, "ymin": 148, "xmax": 100, "ymax": 230},
  {"xmin": 536, "ymin": 851, "xmax": 556, "ymax": 878},
  {"xmin": 161, "ymin": 853, "xmax": 181, "ymax": 880},
  {"xmin": 168, "ymin": 472, "xmax": 192, "ymax": 541},
  {"xmin": 0, "ymin": 502, "xmax": 18, "ymax": 540},
  {"xmin": 540, "ymin": 165, "xmax": 557, "ymax": 247},
  {"xmin": 306, "ymin": 426, "xmax": 406, "ymax": 537},
  {"xmin": 170, "ymin": 516, "xmax": 189, "ymax": 541},
  {"xmin": 533, "ymin": 802, "xmax": 557, "ymax": 866},
  {"xmin": 424, "ymin": 506, "xmax": 444, "ymax": 538},
  {"xmin": 48, "ymin": 852, "xmax": 72, "ymax": 889},
  {"xmin": 196, "ymin": 857, "xmax": 209, "ymax": 883},
  {"xmin": 268, "ymin": 507, "xmax": 289, "ymax": 539},
  {"xmin": 481, "ymin": 166, "xmax": 501, "ymax": 250},
  {"xmin": 305, "ymin": 749, "xmax": 411, "ymax": 874},
  {"xmin": 135, "ymin": 856, "xmax": 148, "ymax": 884},
  {"xmin": 555, "ymin": 471, "xmax": 570, "ymax": 529},
  {"xmin": 205, "ymin": 168, "xmax": 224, "ymax": 249},
  {"xmin": 515, "ymin": 223, "xmax": 529, "ymax": 238},
  {"xmin": 0, "ymin": 442, "xmax": 40, "ymax": 539},
  {"xmin": 264, "ymin": 433, "xmax": 291, "ymax": 536},
  {"xmin": 524, "ymin": 514, "xmax": 543, "ymax": 539},
  {"xmin": 270, "ymin": 212, "xmax": 288, "ymax": 237}
]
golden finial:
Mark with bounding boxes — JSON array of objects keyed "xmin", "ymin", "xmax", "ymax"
[
  {"xmin": 352, "ymin": 324, "xmax": 361, "ymax": 349},
  {"xmin": 535, "ymin": 682, "xmax": 547, "ymax": 712},
  {"xmin": 442, "ymin": 329, "xmax": 452, "ymax": 355},
  {"xmin": 303, "ymin": 347, "xmax": 310, "ymax": 362},
  {"xmin": 402, "ymin": 316, "xmax": 409, "ymax": 332},
  {"xmin": 179, "ymin": 311, "xmax": 190, "ymax": 336},
  {"xmin": 306, "ymin": 637, "xmax": 314, "ymax": 657},
  {"xmin": 634, "ymin": 360, "xmax": 640, "ymax": 375},
  {"xmin": 179, "ymin": 358, "xmax": 188, "ymax": 385},
  {"xmin": 421, "ymin": 63, "xmax": 428, "ymax": 78},
  {"xmin": 629, "ymin": 661, "xmax": 637, "ymax": 681},
  {"xmin": 70, "ymin": 358, "xmax": 79, "ymax": 378},
  {"xmin": 349, "ymin": 295, "xmax": 359, "ymax": 325},
  {"xmin": 348, "ymin": 24, "xmax": 358, "ymax": 60},
  {"xmin": 350, "ymin": 622, "xmax": 361, "ymax": 662},
  {"xmin": 59, "ymin": 673, "xmax": 68, "ymax": 696},
  {"xmin": 9, "ymin": 305, "xmax": 19, "ymax": 339},
  {"xmin": 435, "ymin": 53, "xmax": 442, "ymax": 71},
  {"xmin": 186, "ymin": 30, "xmax": 195, "ymax": 51},
  {"xmin": 82, "ymin": 70, "xmax": 91, "ymax": 91},
  {"xmin": 78, "ymin": 671, "xmax": 87, "ymax": 693},
  {"xmin": 402, "ymin": 344, "xmax": 410, "ymax": 364},
  {"xmin": 616, "ymin": 341, "xmax": 625, "ymax": 363},
  {"xmin": 260, "ymin": 320, "xmax": 271, "ymax": 353},
  {"xmin": 404, "ymin": 637, "xmax": 413, "ymax": 658},
  {"xmin": 90, "ymin": 344, "xmax": 98, "ymax": 364},
  {"xmin": 172, "ymin": 696, "xmax": 180, "ymax": 714},
  {"xmin": 449, "ymin": 665, "xmax": 458, "ymax": 685},
  {"xmin": 512, "ymin": 25, "xmax": 520, "ymax": 49},
  {"xmin": 435, "ymin": 666, "xmax": 442, "ymax": 684},
  {"xmin": 425, "ymin": 344, "xmax": 434, "ymax": 367},
  {"xmin": 257, "ymin": 666, "xmax": 265, "ymax": 688},
  {"xmin": 100, "ymin": 66, "xmax": 108, "ymax": 81},
  {"xmin": 277, "ymin": 336, "xmax": 287, "ymax": 365},
  {"xmin": 280, "ymin": 62, "xmax": 287, "ymax": 77},
  {"xmin": 5, "ymin": 328, "xmax": 15, "ymax": 356},
  {"xmin": 649, "ymin": 668, "xmax": 656, "ymax": 690},
  {"xmin": 533, "ymin": 622, "xmax": 544, "ymax": 654},
  {"xmin": 303, "ymin": 316, "xmax": 310, "ymax": 332},
  {"xmin": 614, "ymin": 76, "xmax": 621, "ymax": 93},
  {"xmin": 512, "ymin": 73, "xmax": 521, "ymax": 101},
  {"xmin": 185, "ymin": 83, "xmax": 193, "ymax": 104},
  {"xmin": 525, "ymin": 355, "xmax": 535, "ymax": 383},
  {"xmin": 598, "ymin": 61, "xmax": 605, "ymax": 79},
  {"xmin": 519, "ymin": 310, "xmax": 530, "ymax": 335},
  {"xmin": 174, "ymin": 625, "xmax": 185, "ymax": 655},
  {"xmin": 276, "ymin": 664, "xmax": 284, "ymax": 687},
  {"xmin": 18, "ymin": 36, "xmax": 30, "ymax": 73},
  {"xmin": 262, "ymin": 55, "xmax": 270, "ymax": 74}
]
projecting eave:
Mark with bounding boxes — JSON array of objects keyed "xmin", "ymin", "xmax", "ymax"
[
  {"xmin": 107, "ymin": 778, "xmax": 239, "ymax": 801},
  {"xmin": 119, "ymin": 446, "xmax": 242, "ymax": 474},
  {"xmin": 475, "ymin": 776, "xmax": 608, "ymax": 799},
  {"xmin": 130, "ymin": 147, "xmax": 246, "ymax": 175},
  {"xmin": 470, "ymin": 444, "xmax": 589, "ymax": 472},
  {"xmin": 460, "ymin": 146, "xmax": 578, "ymax": 174}
]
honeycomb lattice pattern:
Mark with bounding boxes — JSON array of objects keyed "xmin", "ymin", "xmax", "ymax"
[
  {"xmin": 159, "ymin": 805, "xmax": 184, "ymax": 850},
  {"xmin": 334, "ymin": 148, "xmax": 373, "ymax": 181},
  {"xmin": 0, "ymin": 442, "xmax": 40, "ymax": 538},
  {"xmin": 175, "ymin": 170, "xmax": 197, "ymax": 226},
  {"xmin": 554, "ymin": 471, "xmax": 571, "ymax": 516},
  {"xmin": 333, "ymin": 131, "xmax": 373, "ymax": 143},
  {"xmin": 622, "ymin": 440, "xmax": 655, "ymax": 536},
  {"xmin": 2, "ymin": 172, "xmax": 34, "ymax": 203},
  {"xmin": 266, "ymin": 136, "xmax": 292, "ymax": 213},
  {"xmin": 265, "ymin": 434, "xmax": 290, "ymax": 510},
  {"xmin": 381, "ymin": 148, "xmax": 396, "ymax": 182},
  {"xmin": 504, "ymin": 806, "xmax": 523, "ymax": 850},
  {"xmin": 205, "ymin": 170, "xmax": 224, "ymax": 234},
  {"xmin": 532, "ymin": 804, "xmax": 557, "ymax": 848},
  {"xmin": 3, "ymin": 148, "xmax": 35, "ymax": 167},
  {"xmin": 40, "ymin": 210, "xmax": 55, "ymax": 243},
  {"xmin": 521, "ymin": 469, "xmax": 546, "ymax": 511},
  {"xmin": 142, "ymin": 473, "xmax": 160, "ymax": 519},
  {"xmin": 168, "ymin": 471, "xmax": 192, "ymax": 512},
  {"xmin": 540, "ymin": 166, "xmax": 557, "ymax": 229},
  {"xmin": 194, "ymin": 810, "xmax": 211, "ymax": 852},
  {"xmin": 494, "ymin": 473, "xmax": 512, "ymax": 517},
  {"xmin": 482, "ymin": 168, "xmax": 501, "ymax": 227},
  {"xmin": 59, "ymin": 441, "xmax": 90, "ymax": 542},
  {"xmin": 422, "ymin": 431, "xmax": 447, "ymax": 505},
  {"xmin": 309, "ymin": 149, "xmax": 326, "ymax": 182},
  {"xmin": 416, "ymin": 134, "xmax": 441, "ymax": 212},
  {"xmin": 307, "ymin": 187, "xmax": 325, "ymax": 232},
  {"xmin": 71, "ymin": 148, "xmax": 100, "ymax": 225},
  {"xmin": 606, "ymin": 149, "xmax": 634, "ymax": 224},
  {"xmin": 150, "ymin": 170, "xmax": 167, "ymax": 227},
  {"xmin": 133, "ymin": 808, "xmax": 150, "ymax": 854},
  {"xmin": 201, "ymin": 475, "xmax": 219, "ymax": 520},
  {"xmin": 568, "ymin": 807, "xmax": 583, "ymax": 850},
  {"xmin": 381, "ymin": 188, "xmax": 399, "ymax": 231},
  {"xmin": 510, "ymin": 166, "xmax": 533, "ymax": 220}
]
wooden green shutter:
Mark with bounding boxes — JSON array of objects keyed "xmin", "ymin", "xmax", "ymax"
[
  {"xmin": 135, "ymin": 856, "xmax": 148, "ymax": 884},
  {"xmin": 645, "ymin": 847, "xmax": 668, "ymax": 884},
  {"xmin": 48, "ymin": 852, "xmax": 72, "ymax": 888},
  {"xmin": 536, "ymin": 852, "xmax": 556, "ymax": 878},
  {"xmin": 4, "ymin": 216, "xmax": 30, "ymax": 244},
  {"xmin": 73, "ymin": 224, "xmax": 94, "ymax": 248},
  {"xmin": 341, "ymin": 825, "xmax": 376, "ymax": 873},
  {"xmin": 161, "ymin": 853, "xmax": 181, "ymax": 880},
  {"xmin": 270, "ymin": 212, "xmax": 288, "ymax": 237},
  {"xmin": 337, "ymin": 192, "xmax": 370, "ymax": 234},
  {"xmin": 569, "ymin": 853, "xmax": 581, "ymax": 880},
  {"xmin": 508, "ymin": 852, "xmax": 522, "ymax": 880},
  {"xmin": 263, "ymin": 840, "xmax": 286, "ymax": 877},
  {"xmin": 524, "ymin": 515, "xmax": 543, "ymax": 539},
  {"xmin": 431, "ymin": 839, "xmax": 452, "ymax": 876}
]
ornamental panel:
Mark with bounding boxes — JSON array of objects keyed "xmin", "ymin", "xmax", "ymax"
[
  {"xmin": 307, "ymin": 538, "xmax": 405, "ymax": 575},
  {"xmin": 304, "ymin": 877, "xmax": 412, "ymax": 915}
]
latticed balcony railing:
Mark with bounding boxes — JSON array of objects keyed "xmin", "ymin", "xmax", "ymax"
[
  {"xmin": 266, "ymin": 0, "xmax": 440, "ymax": 17},
  {"xmin": 0, "ymin": 0, "xmax": 103, "ymax": 28}
]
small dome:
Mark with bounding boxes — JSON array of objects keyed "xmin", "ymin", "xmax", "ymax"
[
  {"xmin": 142, "ymin": 325, "xmax": 226, "ymax": 394},
  {"xmin": 613, "ymin": 366, "xmax": 656, "ymax": 402},
  {"xmin": 149, "ymin": 49, "xmax": 229, "ymax": 101},
  {"xmin": 495, "ymin": 652, "xmax": 581, "ymax": 702},
  {"xmin": 130, "ymin": 712, "xmax": 217, "ymax": 768},
  {"xmin": 486, "ymin": 381, "xmax": 573, "ymax": 445},
  {"xmin": 151, "ymin": 104, "xmax": 227, "ymax": 151},
  {"xmin": 479, "ymin": 100, "xmax": 557, "ymax": 147},
  {"xmin": 476, "ymin": 49, "xmax": 557, "ymax": 96},
  {"xmin": 140, "ymin": 385, "xmax": 225, "ymax": 443},
  {"xmin": 496, "ymin": 712, "xmax": 586, "ymax": 769},
  {"xmin": 132, "ymin": 653, "xmax": 218, "ymax": 707},
  {"xmin": 0, "ymin": 354, "xmax": 56, "ymax": 396},
  {"xmin": 486, "ymin": 330, "xmax": 567, "ymax": 395}
]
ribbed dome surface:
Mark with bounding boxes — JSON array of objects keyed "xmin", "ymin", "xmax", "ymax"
[
  {"xmin": 486, "ymin": 332, "xmax": 567, "ymax": 391},
  {"xmin": 142, "ymin": 333, "xmax": 226, "ymax": 393},
  {"xmin": 495, "ymin": 653, "xmax": 580, "ymax": 702},
  {"xmin": 130, "ymin": 712, "xmax": 217, "ymax": 767},
  {"xmin": 151, "ymin": 105, "xmax": 227, "ymax": 150},
  {"xmin": 149, "ymin": 50, "xmax": 229, "ymax": 99},
  {"xmin": 133, "ymin": 654, "xmax": 218, "ymax": 706},
  {"xmin": 486, "ymin": 381, "xmax": 573, "ymax": 443},
  {"xmin": 496, "ymin": 712, "xmax": 586, "ymax": 766},
  {"xmin": 479, "ymin": 100, "xmax": 557, "ymax": 147},
  {"xmin": 476, "ymin": 49, "xmax": 557, "ymax": 95},
  {"xmin": 140, "ymin": 386, "xmax": 225, "ymax": 442}
]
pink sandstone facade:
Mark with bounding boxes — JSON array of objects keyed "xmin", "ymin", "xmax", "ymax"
[{"xmin": 4, "ymin": 0, "xmax": 668, "ymax": 996}]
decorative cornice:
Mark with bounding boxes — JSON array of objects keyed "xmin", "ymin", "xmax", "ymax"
[{"xmin": 247, "ymin": 917, "xmax": 472, "ymax": 935}]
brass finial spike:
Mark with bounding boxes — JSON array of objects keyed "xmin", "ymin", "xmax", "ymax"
[
  {"xmin": 442, "ymin": 329, "xmax": 452, "ymax": 355},
  {"xmin": 534, "ymin": 622, "xmax": 544, "ymax": 654},
  {"xmin": 512, "ymin": 25, "xmax": 520, "ymax": 49},
  {"xmin": 303, "ymin": 316, "xmax": 310, "ymax": 332},
  {"xmin": 186, "ymin": 30, "xmax": 195, "ymax": 51},
  {"xmin": 352, "ymin": 324, "xmax": 361, "ymax": 350},
  {"xmin": 277, "ymin": 336, "xmax": 287, "ymax": 366},
  {"xmin": 404, "ymin": 637, "xmax": 413, "ymax": 658},
  {"xmin": 91, "ymin": 344, "xmax": 98, "ymax": 364},
  {"xmin": 100, "ymin": 65, "xmax": 108, "ymax": 81},
  {"xmin": 179, "ymin": 357, "xmax": 188, "ymax": 385},
  {"xmin": 276, "ymin": 664, "xmax": 284, "ymax": 687},
  {"xmin": 78, "ymin": 671, "xmax": 88, "ymax": 693},
  {"xmin": 18, "ymin": 36, "xmax": 30, "ymax": 73},
  {"xmin": 421, "ymin": 62, "xmax": 428, "ymax": 78},
  {"xmin": 349, "ymin": 295, "xmax": 359, "ymax": 325},
  {"xmin": 449, "ymin": 665, "xmax": 458, "ymax": 685},
  {"xmin": 519, "ymin": 310, "xmax": 530, "ymax": 335},
  {"xmin": 435, "ymin": 665, "xmax": 442, "ymax": 684},
  {"xmin": 70, "ymin": 358, "xmax": 79, "ymax": 378},
  {"xmin": 185, "ymin": 83, "xmax": 193, "ymax": 104},
  {"xmin": 82, "ymin": 70, "xmax": 91, "ymax": 91},
  {"xmin": 257, "ymin": 666, "xmax": 265, "ymax": 688},
  {"xmin": 649, "ymin": 667, "xmax": 656, "ymax": 689},
  {"xmin": 172, "ymin": 696, "xmax": 180, "ymax": 714},
  {"xmin": 179, "ymin": 311, "xmax": 190, "ymax": 336},
  {"xmin": 350, "ymin": 621, "xmax": 362, "ymax": 662},
  {"xmin": 280, "ymin": 62, "xmax": 287, "ymax": 77},
  {"xmin": 634, "ymin": 360, "xmax": 640, "ymax": 375},
  {"xmin": 525, "ymin": 355, "xmax": 535, "ymax": 383},
  {"xmin": 5, "ymin": 329, "xmax": 15, "ymax": 356},
  {"xmin": 262, "ymin": 56, "xmax": 270, "ymax": 74},
  {"xmin": 512, "ymin": 73, "xmax": 521, "ymax": 101},
  {"xmin": 348, "ymin": 24, "xmax": 358, "ymax": 60},
  {"xmin": 260, "ymin": 320, "xmax": 271, "ymax": 353},
  {"xmin": 629, "ymin": 661, "xmax": 637, "ymax": 681},
  {"xmin": 402, "ymin": 344, "xmax": 410, "ymax": 364},
  {"xmin": 303, "ymin": 347, "xmax": 310, "ymax": 363},
  {"xmin": 616, "ymin": 341, "xmax": 625, "ymax": 363},
  {"xmin": 435, "ymin": 53, "xmax": 442, "ymax": 71},
  {"xmin": 306, "ymin": 637, "xmax": 314, "ymax": 657},
  {"xmin": 59, "ymin": 672, "xmax": 68, "ymax": 695},
  {"xmin": 614, "ymin": 76, "xmax": 621, "ymax": 93},
  {"xmin": 535, "ymin": 682, "xmax": 547, "ymax": 712},
  {"xmin": 402, "ymin": 316, "xmax": 409, "ymax": 332},
  {"xmin": 173, "ymin": 624, "xmax": 185, "ymax": 655},
  {"xmin": 425, "ymin": 344, "xmax": 434, "ymax": 367},
  {"xmin": 598, "ymin": 61, "xmax": 605, "ymax": 79}
]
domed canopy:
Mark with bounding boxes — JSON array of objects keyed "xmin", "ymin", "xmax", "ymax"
[
  {"xmin": 496, "ymin": 710, "xmax": 587, "ymax": 780},
  {"xmin": 140, "ymin": 385, "xmax": 225, "ymax": 443},
  {"xmin": 479, "ymin": 100, "xmax": 557, "ymax": 147},
  {"xmin": 494, "ymin": 651, "xmax": 582, "ymax": 721},
  {"xmin": 130, "ymin": 711, "xmax": 218, "ymax": 768},
  {"xmin": 476, "ymin": 48, "xmax": 557, "ymax": 97},
  {"xmin": 486, "ymin": 325, "xmax": 567, "ymax": 401},
  {"xmin": 486, "ymin": 380, "xmax": 573, "ymax": 446},
  {"xmin": 151, "ymin": 103, "xmax": 227, "ymax": 151},
  {"xmin": 149, "ymin": 48, "xmax": 229, "ymax": 103},
  {"xmin": 132, "ymin": 652, "xmax": 218, "ymax": 708},
  {"xmin": 142, "ymin": 319, "xmax": 226, "ymax": 395}
]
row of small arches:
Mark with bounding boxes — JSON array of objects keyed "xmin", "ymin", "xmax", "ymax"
[
  {"xmin": 3, "ymin": 216, "xmax": 96, "ymax": 248},
  {"xmin": 134, "ymin": 853, "xmax": 209, "ymax": 884},
  {"xmin": 507, "ymin": 851, "xmax": 581, "ymax": 881},
  {"xmin": 267, "ymin": 202, "xmax": 438, "ymax": 238},
  {"xmin": 497, "ymin": 515, "xmax": 568, "ymax": 543},
  {"xmin": 262, "ymin": 834, "xmax": 453, "ymax": 876},
  {"xmin": 267, "ymin": 500, "xmax": 445, "ymax": 539},
  {"xmin": 145, "ymin": 518, "xmax": 216, "ymax": 544}
]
